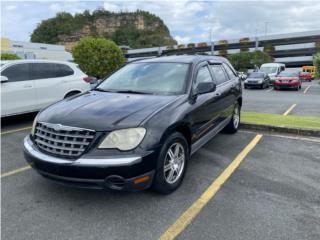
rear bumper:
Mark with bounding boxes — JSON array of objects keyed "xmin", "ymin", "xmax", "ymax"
[
  {"xmin": 23, "ymin": 135, "xmax": 156, "ymax": 191},
  {"xmin": 244, "ymin": 82, "xmax": 263, "ymax": 87},
  {"xmin": 274, "ymin": 81, "xmax": 300, "ymax": 88}
]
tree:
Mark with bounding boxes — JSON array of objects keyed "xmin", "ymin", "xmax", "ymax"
[
  {"xmin": 313, "ymin": 53, "xmax": 320, "ymax": 78},
  {"xmin": 72, "ymin": 37, "xmax": 126, "ymax": 79},
  {"xmin": 0, "ymin": 53, "xmax": 20, "ymax": 60},
  {"xmin": 227, "ymin": 50, "xmax": 273, "ymax": 72}
]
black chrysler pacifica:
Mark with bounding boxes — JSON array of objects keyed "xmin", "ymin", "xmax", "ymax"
[{"xmin": 23, "ymin": 55, "xmax": 242, "ymax": 194}]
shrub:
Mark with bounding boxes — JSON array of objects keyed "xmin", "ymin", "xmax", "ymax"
[
  {"xmin": 72, "ymin": 37, "xmax": 126, "ymax": 79},
  {"xmin": 0, "ymin": 53, "xmax": 21, "ymax": 60},
  {"xmin": 187, "ymin": 43, "xmax": 195, "ymax": 48}
]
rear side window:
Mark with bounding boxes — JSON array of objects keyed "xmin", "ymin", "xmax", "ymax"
[
  {"xmin": 31, "ymin": 63, "xmax": 58, "ymax": 80},
  {"xmin": 1, "ymin": 63, "xmax": 30, "ymax": 81},
  {"xmin": 210, "ymin": 65, "xmax": 228, "ymax": 85},
  {"xmin": 195, "ymin": 66, "xmax": 213, "ymax": 85},
  {"xmin": 223, "ymin": 63, "xmax": 237, "ymax": 79},
  {"xmin": 30, "ymin": 63, "xmax": 74, "ymax": 80},
  {"xmin": 57, "ymin": 64, "xmax": 74, "ymax": 77}
]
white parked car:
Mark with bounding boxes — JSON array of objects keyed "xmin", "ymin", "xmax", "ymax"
[{"xmin": 1, "ymin": 60, "xmax": 91, "ymax": 117}]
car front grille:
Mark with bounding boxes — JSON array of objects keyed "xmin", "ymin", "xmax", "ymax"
[{"xmin": 34, "ymin": 122, "xmax": 95, "ymax": 158}]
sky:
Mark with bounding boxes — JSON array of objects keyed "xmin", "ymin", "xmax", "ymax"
[{"xmin": 1, "ymin": 0, "xmax": 320, "ymax": 45}]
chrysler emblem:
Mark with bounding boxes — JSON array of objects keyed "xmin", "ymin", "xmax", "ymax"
[{"xmin": 52, "ymin": 124, "xmax": 63, "ymax": 131}]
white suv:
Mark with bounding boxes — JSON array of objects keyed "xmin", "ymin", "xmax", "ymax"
[{"xmin": 1, "ymin": 60, "xmax": 91, "ymax": 117}]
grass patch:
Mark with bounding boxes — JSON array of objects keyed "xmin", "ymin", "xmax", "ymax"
[{"xmin": 242, "ymin": 112, "xmax": 320, "ymax": 130}]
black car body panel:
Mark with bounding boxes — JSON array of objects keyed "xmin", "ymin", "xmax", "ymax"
[{"xmin": 23, "ymin": 55, "xmax": 242, "ymax": 191}]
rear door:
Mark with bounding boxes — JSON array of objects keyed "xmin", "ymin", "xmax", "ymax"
[
  {"xmin": 189, "ymin": 63, "xmax": 221, "ymax": 143},
  {"xmin": 209, "ymin": 63, "xmax": 235, "ymax": 123},
  {"xmin": 32, "ymin": 63, "xmax": 66, "ymax": 109},
  {"xmin": 1, "ymin": 63, "xmax": 37, "ymax": 116}
]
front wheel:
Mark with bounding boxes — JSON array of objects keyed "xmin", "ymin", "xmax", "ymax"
[
  {"xmin": 224, "ymin": 103, "xmax": 240, "ymax": 133},
  {"xmin": 152, "ymin": 132, "xmax": 189, "ymax": 194}
]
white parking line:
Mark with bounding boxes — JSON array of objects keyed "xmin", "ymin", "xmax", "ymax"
[
  {"xmin": 266, "ymin": 88, "xmax": 273, "ymax": 92},
  {"xmin": 303, "ymin": 85, "xmax": 311, "ymax": 94}
]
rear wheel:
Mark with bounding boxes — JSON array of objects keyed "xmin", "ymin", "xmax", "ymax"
[
  {"xmin": 153, "ymin": 132, "xmax": 189, "ymax": 194},
  {"xmin": 224, "ymin": 103, "xmax": 240, "ymax": 133}
]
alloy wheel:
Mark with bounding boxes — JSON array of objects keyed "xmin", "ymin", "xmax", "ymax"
[{"xmin": 163, "ymin": 142, "xmax": 185, "ymax": 184}]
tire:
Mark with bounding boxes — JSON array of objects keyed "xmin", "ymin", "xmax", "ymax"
[
  {"xmin": 244, "ymin": 85, "xmax": 248, "ymax": 89},
  {"xmin": 152, "ymin": 132, "xmax": 189, "ymax": 194},
  {"xmin": 223, "ymin": 103, "xmax": 240, "ymax": 134}
]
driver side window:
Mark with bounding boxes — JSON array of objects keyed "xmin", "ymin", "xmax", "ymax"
[{"xmin": 195, "ymin": 66, "xmax": 213, "ymax": 86}]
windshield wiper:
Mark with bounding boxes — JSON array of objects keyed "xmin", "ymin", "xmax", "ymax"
[
  {"xmin": 94, "ymin": 88, "xmax": 113, "ymax": 92},
  {"xmin": 114, "ymin": 90, "xmax": 151, "ymax": 94}
]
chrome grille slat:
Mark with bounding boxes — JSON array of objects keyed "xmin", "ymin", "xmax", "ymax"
[
  {"xmin": 34, "ymin": 122, "xmax": 95, "ymax": 158},
  {"xmin": 35, "ymin": 132, "xmax": 90, "ymax": 145},
  {"xmin": 36, "ymin": 125, "xmax": 94, "ymax": 139}
]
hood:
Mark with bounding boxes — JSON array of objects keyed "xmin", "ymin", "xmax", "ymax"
[{"xmin": 38, "ymin": 91, "xmax": 179, "ymax": 131}]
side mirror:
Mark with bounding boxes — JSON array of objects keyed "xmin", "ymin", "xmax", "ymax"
[
  {"xmin": 1, "ymin": 76, "xmax": 8, "ymax": 83},
  {"xmin": 196, "ymin": 82, "xmax": 216, "ymax": 95}
]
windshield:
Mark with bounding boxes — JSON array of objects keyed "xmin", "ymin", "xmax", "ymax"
[
  {"xmin": 97, "ymin": 62, "xmax": 189, "ymax": 94},
  {"xmin": 278, "ymin": 71, "xmax": 299, "ymax": 77},
  {"xmin": 260, "ymin": 66, "xmax": 278, "ymax": 74},
  {"xmin": 248, "ymin": 72, "xmax": 264, "ymax": 78}
]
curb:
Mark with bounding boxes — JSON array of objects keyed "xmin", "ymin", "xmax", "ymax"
[{"xmin": 240, "ymin": 122, "xmax": 320, "ymax": 138}]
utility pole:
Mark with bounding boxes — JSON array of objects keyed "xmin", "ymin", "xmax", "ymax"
[
  {"xmin": 210, "ymin": 28, "xmax": 214, "ymax": 55},
  {"xmin": 263, "ymin": 21, "xmax": 269, "ymax": 62},
  {"xmin": 255, "ymin": 24, "xmax": 259, "ymax": 51}
]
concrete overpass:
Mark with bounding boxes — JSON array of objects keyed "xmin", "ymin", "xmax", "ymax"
[{"xmin": 125, "ymin": 30, "xmax": 320, "ymax": 67}]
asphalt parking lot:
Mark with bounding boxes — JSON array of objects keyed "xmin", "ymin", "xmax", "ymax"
[
  {"xmin": 242, "ymin": 79, "xmax": 320, "ymax": 116},
  {"xmin": 2, "ymin": 119, "xmax": 320, "ymax": 239}
]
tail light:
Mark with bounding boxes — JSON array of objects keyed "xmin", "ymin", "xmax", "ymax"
[{"xmin": 83, "ymin": 76, "xmax": 94, "ymax": 83}]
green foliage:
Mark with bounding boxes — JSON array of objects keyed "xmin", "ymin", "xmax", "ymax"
[
  {"xmin": 0, "ymin": 53, "xmax": 21, "ymax": 60},
  {"xmin": 31, "ymin": 9, "xmax": 177, "ymax": 48},
  {"xmin": 227, "ymin": 50, "xmax": 273, "ymax": 72},
  {"xmin": 72, "ymin": 37, "xmax": 125, "ymax": 79},
  {"xmin": 313, "ymin": 53, "xmax": 320, "ymax": 78},
  {"xmin": 187, "ymin": 43, "xmax": 195, "ymax": 48}
]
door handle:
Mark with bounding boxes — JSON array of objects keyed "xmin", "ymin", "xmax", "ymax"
[
  {"xmin": 215, "ymin": 92, "xmax": 221, "ymax": 96},
  {"xmin": 23, "ymin": 84, "xmax": 33, "ymax": 88}
]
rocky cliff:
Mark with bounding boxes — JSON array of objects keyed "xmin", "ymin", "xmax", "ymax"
[{"xmin": 31, "ymin": 9, "xmax": 177, "ymax": 51}]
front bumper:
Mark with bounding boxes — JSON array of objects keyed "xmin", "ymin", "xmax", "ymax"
[{"xmin": 23, "ymin": 135, "xmax": 156, "ymax": 191}]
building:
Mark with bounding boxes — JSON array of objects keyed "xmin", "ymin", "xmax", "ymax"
[
  {"xmin": 0, "ymin": 38, "xmax": 72, "ymax": 61},
  {"xmin": 125, "ymin": 30, "xmax": 320, "ymax": 67}
]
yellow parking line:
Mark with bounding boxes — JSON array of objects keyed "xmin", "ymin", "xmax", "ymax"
[
  {"xmin": 1, "ymin": 126, "xmax": 32, "ymax": 135},
  {"xmin": 283, "ymin": 104, "xmax": 296, "ymax": 116},
  {"xmin": 1, "ymin": 165, "xmax": 31, "ymax": 178},
  {"xmin": 160, "ymin": 134, "xmax": 263, "ymax": 240},
  {"xmin": 303, "ymin": 85, "xmax": 311, "ymax": 94}
]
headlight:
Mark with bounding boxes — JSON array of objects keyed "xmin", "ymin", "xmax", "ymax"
[
  {"xmin": 31, "ymin": 115, "xmax": 38, "ymax": 136},
  {"xmin": 258, "ymin": 80, "xmax": 262, "ymax": 83},
  {"xmin": 98, "ymin": 128, "xmax": 146, "ymax": 151}
]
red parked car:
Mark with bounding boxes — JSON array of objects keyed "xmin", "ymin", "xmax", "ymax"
[
  {"xmin": 274, "ymin": 71, "xmax": 301, "ymax": 91},
  {"xmin": 299, "ymin": 72, "xmax": 312, "ymax": 82}
]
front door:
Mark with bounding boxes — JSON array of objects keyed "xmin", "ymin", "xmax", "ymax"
[
  {"xmin": 1, "ymin": 63, "xmax": 37, "ymax": 116},
  {"xmin": 188, "ymin": 63, "xmax": 221, "ymax": 144}
]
